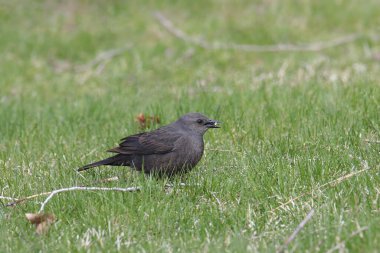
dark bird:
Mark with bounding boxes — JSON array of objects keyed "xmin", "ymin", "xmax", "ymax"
[{"xmin": 78, "ymin": 112, "xmax": 220, "ymax": 177}]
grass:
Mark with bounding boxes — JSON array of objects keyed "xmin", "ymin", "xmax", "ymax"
[{"xmin": 1, "ymin": 0, "xmax": 380, "ymax": 252}]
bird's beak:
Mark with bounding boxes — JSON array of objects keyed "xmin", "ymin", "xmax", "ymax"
[{"xmin": 205, "ymin": 119, "xmax": 221, "ymax": 128}]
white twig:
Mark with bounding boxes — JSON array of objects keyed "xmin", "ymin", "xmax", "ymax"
[
  {"xmin": 76, "ymin": 44, "xmax": 132, "ymax": 71},
  {"xmin": 154, "ymin": 12, "xmax": 368, "ymax": 52},
  {"xmin": 0, "ymin": 195, "xmax": 18, "ymax": 201},
  {"xmin": 364, "ymin": 139, "xmax": 380, "ymax": 144},
  {"xmin": 39, "ymin": 186, "xmax": 140, "ymax": 213},
  {"xmin": 210, "ymin": 192, "xmax": 224, "ymax": 211},
  {"xmin": 6, "ymin": 176, "xmax": 122, "ymax": 207},
  {"xmin": 326, "ymin": 226, "xmax": 368, "ymax": 253},
  {"xmin": 278, "ymin": 209, "xmax": 315, "ymax": 252},
  {"xmin": 271, "ymin": 167, "xmax": 370, "ymax": 213},
  {"xmin": 205, "ymin": 148, "xmax": 241, "ymax": 153}
]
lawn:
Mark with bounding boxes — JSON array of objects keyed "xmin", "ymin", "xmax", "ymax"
[{"xmin": 1, "ymin": 0, "xmax": 380, "ymax": 252}]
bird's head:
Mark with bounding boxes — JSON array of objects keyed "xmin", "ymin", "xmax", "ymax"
[{"xmin": 177, "ymin": 112, "xmax": 220, "ymax": 135}]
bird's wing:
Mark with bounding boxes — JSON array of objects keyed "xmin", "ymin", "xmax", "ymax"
[{"xmin": 107, "ymin": 127, "xmax": 181, "ymax": 155}]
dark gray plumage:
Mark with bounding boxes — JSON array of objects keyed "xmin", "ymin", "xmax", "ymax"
[{"xmin": 78, "ymin": 112, "xmax": 220, "ymax": 177}]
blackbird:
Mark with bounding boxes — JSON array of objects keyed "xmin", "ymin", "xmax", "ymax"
[{"xmin": 78, "ymin": 112, "xmax": 220, "ymax": 176}]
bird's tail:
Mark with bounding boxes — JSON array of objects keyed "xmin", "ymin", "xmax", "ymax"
[{"xmin": 78, "ymin": 155, "xmax": 129, "ymax": 172}]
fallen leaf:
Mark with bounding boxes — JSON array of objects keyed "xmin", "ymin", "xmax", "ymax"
[
  {"xmin": 25, "ymin": 213, "xmax": 56, "ymax": 235},
  {"xmin": 136, "ymin": 113, "xmax": 160, "ymax": 129},
  {"xmin": 373, "ymin": 53, "xmax": 380, "ymax": 61}
]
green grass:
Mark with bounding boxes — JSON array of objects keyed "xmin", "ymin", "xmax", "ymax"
[{"xmin": 1, "ymin": 0, "xmax": 380, "ymax": 252}]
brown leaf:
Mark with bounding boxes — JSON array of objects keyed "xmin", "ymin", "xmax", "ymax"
[
  {"xmin": 373, "ymin": 53, "xmax": 380, "ymax": 61},
  {"xmin": 25, "ymin": 213, "xmax": 56, "ymax": 235},
  {"xmin": 136, "ymin": 113, "xmax": 160, "ymax": 129}
]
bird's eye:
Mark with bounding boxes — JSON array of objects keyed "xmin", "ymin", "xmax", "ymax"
[{"xmin": 196, "ymin": 119, "xmax": 203, "ymax": 124}]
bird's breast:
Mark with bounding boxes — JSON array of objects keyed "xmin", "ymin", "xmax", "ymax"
[{"xmin": 177, "ymin": 135, "xmax": 204, "ymax": 164}]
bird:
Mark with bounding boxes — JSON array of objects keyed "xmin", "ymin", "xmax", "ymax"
[{"xmin": 78, "ymin": 112, "xmax": 220, "ymax": 177}]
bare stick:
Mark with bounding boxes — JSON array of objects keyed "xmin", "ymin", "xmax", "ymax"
[
  {"xmin": 210, "ymin": 192, "xmax": 223, "ymax": 209},
  {"xmin": 154, "ymin": 12, "xmax": 364, "ymax": 52},
  {"xmin": 272, "ymin": 167, "xmax": 370, "ymax": 213},
  {"xmin": 325, "ymin": 226, "xmax": 368, "ymax": 253},
  {"xmin": 278, "ymin": 209, "xmax": 315, "ymax": 253},
  {"xmin": 6, "ymin": 191, "xmax": 52, "ymax": 207},
  {"xmin": 6, "ymin": 176, "xmax": 122, "ymax": 207},
  {"xmin": 1, "ymin": 196, "xmax": 18, "ymax": 201},
  {"xmin": 76, "ymin": 44, "xmax": 132, "ymax": 71},
  {"xmin": 364, "ymin": 139, "xmax": 380, "ymax": 144},
  {"xmin": 39, "ymin": 186, "xmax": 140, "ymax": 213},
  {"xmin": 205, "ymin": 148, "xmax": 241, "ymax": 153}
]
